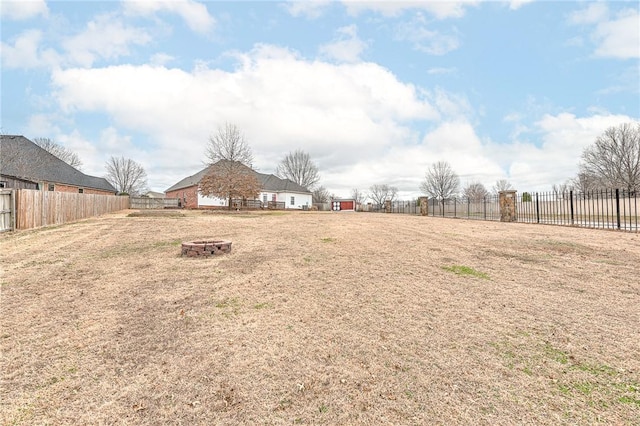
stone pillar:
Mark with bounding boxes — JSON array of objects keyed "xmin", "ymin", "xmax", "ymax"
[
  {"xmin": 418, "ymin": 196, "xmax": 428, "ymax": 216},
  {"xmin": 499, "ymin": 190, "xmax": 517, "ymax": 222},
  {"xmin": 384, "ymin": 200, "xmax": 392, "ymax": 213}
]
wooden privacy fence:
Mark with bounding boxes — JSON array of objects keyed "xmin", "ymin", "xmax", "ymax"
[
  {"xmin": 130, "ymin": 197, "xmax": 179, "ymax": 209},
  {"xmin": 14, "ymin": 189, "xmax": 130, "ymax": 230}
]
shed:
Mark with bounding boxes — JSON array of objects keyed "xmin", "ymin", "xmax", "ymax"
[{"xmin": 331, "ymin": 199, "xmax": 356, "ymax": 212}]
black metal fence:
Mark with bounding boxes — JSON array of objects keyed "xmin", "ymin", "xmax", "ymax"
[
  {"xmin": 371, "ymin": 188, "xmax": 638, "ymax": 232},
  {"xmin": 517, "ymin": 189, "xmax": 638, "ymax": 231}
]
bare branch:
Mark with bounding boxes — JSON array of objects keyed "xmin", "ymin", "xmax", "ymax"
[
  {"xmin": 579, "ymin": 122, "xmax": 640, "ymax": 189},
  {"xmin": 350, "ymin": 188, "xmax": 367, "ymax": 205},
  {"xmin": 462, "ymin": 182, "xmax": 489, "ymax": 201},
  {"xmin": 33, "ymin": 137, "xmax": 83, "ymax": 170},
  {"xmin": 491, "ymin": 179, "xmax": 513, "ymax": 194},
  {"xmin": 312, "ymin": 186, "xmax": 330, "ymax": 203},
  {"xmin": 420, "ymin": 161, "xmax": 460, "ymax": 202},
  {"xmin": 368, "ymin": 184, "xmax": 398, "ymax": 208},
  {"xmin": 205, "ymin": 122, "xmax": 253, "ymax": 167},
  {"xmin": 105, "ymin": 156, "xmax": 148, "ymax": 195},
  {"xmin": 275, "ymin": 150, "xmax": 320, "ymax": 190}
]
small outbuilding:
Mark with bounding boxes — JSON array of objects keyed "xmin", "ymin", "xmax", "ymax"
[{"xmin": 331, "ymin": 199, "xmax": 356, "ymax": 212}]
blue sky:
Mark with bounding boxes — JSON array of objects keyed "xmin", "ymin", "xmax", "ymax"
[{"xmin": 2, "ymin": 0, "xmax": 639, "ymax": 197}]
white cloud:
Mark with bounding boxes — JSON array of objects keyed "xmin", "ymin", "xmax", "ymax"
[
  {"xmin": 45, "ymin": 39, "xmax": 637, "ymax": 195},
  {"xmin": 1, "ymin": 13, "xmax": 152, "ymax": 69},
  {"xmin": 508, "ymin": 0, "xmax": 534, "ymax": 11},
  {"xmin": 568, "ymin": 3, "xmax": 609, "ymax": 25},
  {"xmin": 593, "ymin": 8, "xmax": 640, "ymax": 59},
  {"xmin": 494, "ymin": 112, "xmax": 637, "ymax": 189},
  {"xmin": 395, "ymin": 13, "xmax": 460, "ymax": 55},
  {"xmin": 0, "ymin": 29, "xmax": 60, "ymax": 69},
  {"xmin": 61, "ymin": 13, "xmax": 152, "ymax": 67},
  {"xmin": 122, "ymin": 0, "xmax": 215, "ymax": 34},
  {"xmin": 282, "ymin": 0, "xmax": 332, "ymax": 19},
  {"xmin": 49, "ymin": 44, "xmax": 441, "ymax": 191},
  {"xmin": 426, "ymin": 67, "xmax": 457, "ymax": 75},
  {"xmin": 343, "ymin": 1, "xmax": 478, "ymax": 20},
  {"xmin": 150, "ymin": 52, "xmax": 175, "ymax": 66},
  {"xmin": 26, "ymin": 113, "xmax": 62, "ymax": 137},
  {"xmin": 0, "ymin": 0, "xmax": 48, "ymax": 20},
  {"xmin": 319, "ymin": 24, "xmax": 367, "ymax": 63},
  {"xmin": 568, "ymin": 4, "xmax": 639, "ymax": 59}
]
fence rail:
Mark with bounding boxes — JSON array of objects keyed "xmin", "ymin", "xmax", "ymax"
[
  {"xmin": 15, "ymin": 189, "xmax": 130, "ymax": 230},
  {"xmin": 517, "ymin": 189, "xmax": 637, "ymax": 231},
  {"xmin": 373, "ymin": 188, "xmax": 638, "ymax": 232}
]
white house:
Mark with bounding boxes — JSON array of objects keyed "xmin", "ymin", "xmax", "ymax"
[{"xmin": 165, "ymin": 161, "xmax": 313, "ymax": 209}]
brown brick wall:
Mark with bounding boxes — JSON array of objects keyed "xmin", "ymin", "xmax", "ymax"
[{"xmin": 166, "ymin": 185, "xmax": 199, "ymax": 208}]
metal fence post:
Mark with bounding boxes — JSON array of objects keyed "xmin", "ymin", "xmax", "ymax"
[
  {"xmin": 483, "ymin": 197, "xmax": 487, "ymax": 220},
  {"xmin": 535, "ymin": 192, "xmax": 540, "ymax": 224},
  {"xmin": 570, "ymin": 190, "xmax": 574, "ymax": 225},
  {"xmin": 616, "ymin": 188, "xmax": 621, "ymax": 229}
]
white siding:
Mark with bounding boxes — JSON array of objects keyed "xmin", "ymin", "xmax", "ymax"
[
  {"xmin": 199, "ymin": 191, "xmax": 311, "ymax": 209},
  {"xmin": 197, "ymin": 193, "xmax": 228, "ymax": 207},
  {"xmin": 281, "ymin": 192, "xmax": 312, "ymax": 209}
]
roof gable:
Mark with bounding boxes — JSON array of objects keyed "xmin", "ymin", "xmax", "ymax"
[{"xmin": 0, "ymin": 135, "xmax": 116, "ymax": 193}]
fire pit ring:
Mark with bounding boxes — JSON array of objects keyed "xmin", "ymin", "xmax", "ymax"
[{"xmin": 181, "ymin": 240, "xmax": 232, "ymax": 257}]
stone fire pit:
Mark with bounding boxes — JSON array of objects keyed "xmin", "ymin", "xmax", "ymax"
[{"xmin": 181, "ymin": 240, "xmax": 232, "ymax": 257}]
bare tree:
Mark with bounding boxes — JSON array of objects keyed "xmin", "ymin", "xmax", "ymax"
[
  {"xmin": 351, "ymin": 188, "xmax": 366, "ymax": 206},
  {"xmin": 105, "ymin": 156, "xmax": 148, "ymax": 195},
  {"xmin": 312, "ymin": 185, "xmax": 330, "ymax": 203},
  {"xmin": 462, "ymin": 182, "xmax": 489, "ymax": 202},
  {"xmin": 368, "ymin": 184, "xmax": 398, "ymax": 209},
  {"xmin": 205, "ymin": 122, "xmax": 253, "ymax": 166},
  {"xmin": 579, "ymin": 122, "xmax": 640, "ymax": 189},
  {"xmin": 203, "ymin": 123, "xmax": 258, "ymax": 208},
  {"xmin": 199, "ymin": 163, "xmax": 261, "ymax": 209},
  {"xmin": 33, "ymin": 137, "xmax": 83, "ymax": 169},
  {"xmin": 492, "ymin": 179, "xmax": 513, "ymax": 194},
  {"xmin": 275, "ymin": 150, "xmax": 320, "ymax": 190},
  {"xmin": 552, "ymin": 180, "xmax": 573, "ymax": 199},
  {"xmin": 420, "ymin": 161, "xmax": 460, "ymax": 211},
  {"xmin": 571, "ymin": 171, "xmax": 601, "ymax": 193}
]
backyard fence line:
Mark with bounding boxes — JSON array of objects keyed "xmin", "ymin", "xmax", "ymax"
[
  {"xmin": 130, "ymin": 197, "xmax": 179, "ymax": 209},
  {"xmin": 370, "ymin": 188, "xmax": 638, "ymax": 232},
  {"xmin": 15, "ymin": 189, "xmax": 130, "ymax": 230}
]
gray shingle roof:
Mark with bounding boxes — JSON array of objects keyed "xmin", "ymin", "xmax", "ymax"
[
  {"xmin": 0, "ymin": 135, "xmax": 116, "ymax": 193},
  {"xmin": 165, "ymin": 160, "xmax": 312, "ymax": 194}
]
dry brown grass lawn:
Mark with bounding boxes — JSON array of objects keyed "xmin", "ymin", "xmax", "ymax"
[{"xmin": 1, "ymin": 210, "xmax": 639, "ymax": 425}]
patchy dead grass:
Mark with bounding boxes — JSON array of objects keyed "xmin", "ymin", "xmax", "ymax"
[{"xmin": 1, "ymin": 210, "xmax": 639, "ymax": 424}]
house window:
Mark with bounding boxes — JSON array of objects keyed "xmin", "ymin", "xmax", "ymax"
[
  {"xmin": 272, "ymin": 194, "xmax": 276, "ymax": 202},
  {"xmin": 78, "ymin": 188, "xmax": 84, "ymax": 194},
  {"xmin": 290, "ymin": 196, "xmax": 295, "ymax": 206},
  {"xmin": 48, "ymin": 183, "xmax": 55, "ymax": 191},
  {"xmin": 0, "ymin": 181, "xmax": 6, "ymax": 188},
  {"xmin": 263, "ymin": 194, "xmax": 267, "ymax": 204}
]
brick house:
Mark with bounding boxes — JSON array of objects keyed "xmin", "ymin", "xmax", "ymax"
[
  {"xmin": 165, "ymin": 160, "xmax": 313, "ymax": 209},
  {"xmin": 0, "ymin": 135, "xmax": 116, "ymax": 195}
]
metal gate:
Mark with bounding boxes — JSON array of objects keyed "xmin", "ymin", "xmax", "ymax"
[{"xmin": 0, "ymin": 189, "xmax": 15, "ymax": 232}]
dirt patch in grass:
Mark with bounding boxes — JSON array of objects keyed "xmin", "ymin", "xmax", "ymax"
[
  {"xmin": 127, "ymin": 209, "xmax": 185, "ymax": 218},
  {"xmin": 1, "ymin": 211, "xmax": 639, "ymax": 424}
]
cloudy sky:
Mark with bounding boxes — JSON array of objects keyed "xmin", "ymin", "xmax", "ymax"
[{"xmin": 2, "ymin": 0, "xmax": 639, "ymax": 197}]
